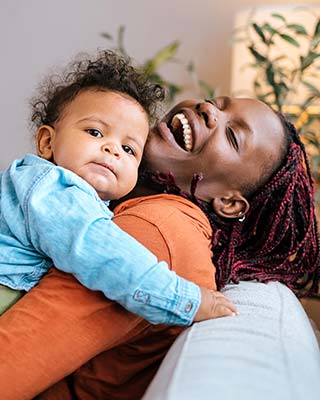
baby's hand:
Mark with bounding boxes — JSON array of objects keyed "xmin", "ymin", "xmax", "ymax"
[{"xmin": 194, "ymin": 287, "xmax": 238, "ymax": 321}]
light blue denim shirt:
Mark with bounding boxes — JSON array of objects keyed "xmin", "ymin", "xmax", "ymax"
[{"xmin": 0, "ymin": 154, "xmax": 200, "ymax": 325}]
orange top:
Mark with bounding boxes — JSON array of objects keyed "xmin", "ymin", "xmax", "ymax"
[{"xmin": 0, "ymin": 194, "xmax": 216, "ymax": 400}]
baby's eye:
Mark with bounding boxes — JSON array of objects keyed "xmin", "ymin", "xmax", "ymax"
[
  {"xmin": 122, "ymin": 145, "xmax": 135, "ymax": 156},
  {"xmin": 85, "ymin": 129, "xmax": 103, "ymax": 138}
]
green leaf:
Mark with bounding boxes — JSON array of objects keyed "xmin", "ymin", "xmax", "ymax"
[
  {"xmin": 302, "ymin": 95, "xmax": 317, "ymax": 109},
  {"xmin": 256, "ymin": 92, "xmax": 274, "ymax": 104},
  {"xmin": 198, "ymin": 80, "xmax": 216, "ymax": 99},
  {"xmin": 100, "ymin": 32, "xmax": 113, "ymax": 40},
  {"xmin": 147, "ymin": 72, "xmax": 164, "ymax": 85},
  {"xmin": 301, "ymin": 81, "xmax": 320, "ymax": 96},
  {"xmin": 287, "ymin": 24, "xmax": 308, "ymax": 35},
  {"xmin": 166, "ymin": 84, "xmax": 183, "ymax": 103},
  {"xmin": 266, "ymin": 63, "xmax": 275, "ymax": 86},
  {"xmin": 274, "ymin": 84, "xmax": 282, "ymax": 109},
  {"xmin": 254, "ymin": 80, "xmax": 261, "ymax": 89},
  {"xmin": 304, "ymin": 130, "xmax": 318, "ymax": 142},
  {"xmin": 279, "ymin": 81, "xmax": 289, "ymax": 91},
  {"xmin": 248, "ymin": 46, "xmax": 267, "ymax": 62},
  {"xmin": 257, "ymin": 94, "xmax": 266, "ymax": 101},
  {"xmin": 143, "ymin": 41, "xmax": 180, "ymax": 75},
  {"xmin": 314, "ymin": 18, "xmax": 320, "ymax": 37},
  {"xmin": 279, "ymin": 33, "xmax": 300, "ymax": 47},
  {"xmin": 300, "ymin": 52, "xmax": 320, "ymax": 71},
  {"xmin": 117, "ymin": 25, "xmax": 127, "ymax": 56},
  {"xmin": 311, "ymin": 34, "xmax": 320, "ymax": 48},
  {"xmin": 271, "ymin": 13, "xmax": 286, "ymax": 22},
  {"xmin": 309, "ymin": 138, "xmax": 319, "ymax": 147},
  {"xmin": 278, "ymin": 82, "xmax": 289, "ymax": 104},
  {"xmin": 261, "ymin": 23, "xmax": 277, "ymax": 35},
  {"xmin": 146, "ymin": 73, "xmax": 183, "ymax": 103},
  {"xmin": 276, "ymin": 68, "xmax": 287, "ymax": 79},
  {"xmin": 252, "ymin": 23, "xmax": 267, "ymax": 43}
]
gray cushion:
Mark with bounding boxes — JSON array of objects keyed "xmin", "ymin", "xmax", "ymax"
[{"xmin": 143, "ymin": 281, "xmax": 320, "ymax": 400}]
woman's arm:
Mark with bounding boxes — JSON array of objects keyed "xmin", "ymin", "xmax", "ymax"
[{"xmin": 0, "ymin": 268, "xmax": 143, "ymax": 399}]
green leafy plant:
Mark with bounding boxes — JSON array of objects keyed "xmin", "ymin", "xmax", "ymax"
[
  {"xmin": 101, "ymin": 26, "xmax": 216, "ymax": 104},
  {"xmin": 233, "ymin": 8, "xmax": 320, "ymax": 182}
]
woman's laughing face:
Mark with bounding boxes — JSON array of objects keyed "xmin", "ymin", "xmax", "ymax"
[{"xmin": 143, "ymin": 97, "xmax": 285, "ymax": 203}]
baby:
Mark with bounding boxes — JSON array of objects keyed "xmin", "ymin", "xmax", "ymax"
[{"xmin": 0, "ymin": 50, "xmax": 236, "ymax": 323}]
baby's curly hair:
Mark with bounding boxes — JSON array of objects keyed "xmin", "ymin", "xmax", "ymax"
[{"xmin": 31, "ymin": 49, "xmax": 165, "ymax": 129}]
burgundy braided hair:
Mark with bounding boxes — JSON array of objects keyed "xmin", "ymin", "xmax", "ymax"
[{"xmin": 139, "ymin": 113, "xmax": 320, "ymax": 296}]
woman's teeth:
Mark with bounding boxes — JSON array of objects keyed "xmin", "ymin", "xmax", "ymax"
[{"xmin": 171, "ymin": 113, "xmax": 193, "ymax": 151}]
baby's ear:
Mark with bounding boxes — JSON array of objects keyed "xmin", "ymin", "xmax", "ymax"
[
  {"xmin": 211, "ymin": 191, "xmax": 249, "ymax": 219},
  {"xmin": 36, "ymin": 125, "xmax": 55, "ymax": 161}
]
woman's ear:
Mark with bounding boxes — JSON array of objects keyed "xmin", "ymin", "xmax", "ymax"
[
  {"xmin": 36, "ymin": 125, "xmax": 55, "ymax": 161},
  {"xmin": 212, "ymin": 191, "xmax": 250, "ymax": 219}
]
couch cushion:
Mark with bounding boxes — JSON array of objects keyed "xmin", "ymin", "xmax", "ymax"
[{"xmin": 143, "ymin": 281, "xmax": 320, "ymax": 400}]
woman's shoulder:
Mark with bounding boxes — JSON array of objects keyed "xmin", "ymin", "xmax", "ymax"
[
  {"xmin": 115, "ymin": 193, "xmax": 203, "ymax": 218},
  {"xmin": 114, "ymin": 194, "xmax": 215, "ymax": 289},
  {"xmin": 114, "ymin": 194, "xmax": 211, "ymax": 237}
]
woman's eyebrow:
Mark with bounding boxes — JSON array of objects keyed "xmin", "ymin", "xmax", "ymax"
[
  {"xmin": 210, "ymin": 96, "xmax": 231, "ymax": 110},
  {"xmin": 221, "ymin": 96, "xmax": 231, "ymax": 108},
  {"xmin": 234, "ymin": 118, "xmax": 253, "ymax": 135}
]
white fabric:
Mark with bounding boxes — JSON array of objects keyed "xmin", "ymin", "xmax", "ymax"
[{"xmin": 143, "ymin": 281, "xmax": 320, "ymax": 400}]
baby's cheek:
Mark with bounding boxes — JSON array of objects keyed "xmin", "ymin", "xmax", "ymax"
[{"xmin": 120, "ymin": 163, "xmax": 139, "ymax": 192}]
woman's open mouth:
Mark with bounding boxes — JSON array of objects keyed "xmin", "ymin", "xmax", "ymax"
[{"xmin": 169, "ymin": 113, "xmax": 193, "ymax": 151}]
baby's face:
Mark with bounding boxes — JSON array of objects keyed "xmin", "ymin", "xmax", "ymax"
[{"xmin": 38, "ymin": 89, "xmax": 149, "ymax": 200}]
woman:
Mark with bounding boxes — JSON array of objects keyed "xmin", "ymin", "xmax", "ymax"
[{"xmin": 0, "ymin": 97, "xmax": 319, "ymax": 400}]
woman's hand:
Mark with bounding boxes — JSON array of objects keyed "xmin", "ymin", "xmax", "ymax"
[{"xmin": 194, "ymin": 287, "xmax": 238, "ymax": 321}]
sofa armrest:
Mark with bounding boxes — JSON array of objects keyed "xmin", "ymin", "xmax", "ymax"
[{"xmin": 143, "ymin": 281, "xmax": 320, "ymax": 400}]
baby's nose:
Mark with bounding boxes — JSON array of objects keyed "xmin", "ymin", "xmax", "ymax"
[
  {"xmin": 195, "ymin": 102, "xmax": 218, "ymax": 129},
  {"xmin": 103, "ymin": 143, "xmax": 120, "ymax": 159}
]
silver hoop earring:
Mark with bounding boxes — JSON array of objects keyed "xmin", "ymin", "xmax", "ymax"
[{"xmin": 238, "ymin": 211, "xmax": 246, "ymax": 222}]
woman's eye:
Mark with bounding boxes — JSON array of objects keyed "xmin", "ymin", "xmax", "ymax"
[
  {"xmin": 86, "ymin": 129, "xmax": 103, "ymax": 138},
  {"xmin": 227, "ymin": 127, "xmax": 239, "ymax": 151},
  {"xmin": 122, "ymin": 145, "xmax": 135, "ymax": 156}
]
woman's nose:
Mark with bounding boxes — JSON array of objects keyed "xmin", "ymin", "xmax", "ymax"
[
  {"xmin": 102, "ymin": 143, "xmax": 120, "ymax": 159},
  {"xmin": 195, "ymin": 101, "xmax": 218, "ymax": 129}
]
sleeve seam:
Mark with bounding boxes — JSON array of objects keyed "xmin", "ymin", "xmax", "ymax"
[{"xmin": 23, "ymin": 166, "xmax": 54, "ymax": 243}]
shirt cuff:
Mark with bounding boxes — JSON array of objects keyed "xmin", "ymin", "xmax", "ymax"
[
  {"xmin": 167, "ymin": 279, "xmax": 201, "ymax": 325},
  {"xmin": 132, "ymin": 278, "xmax": 201, "ymax": 326}
]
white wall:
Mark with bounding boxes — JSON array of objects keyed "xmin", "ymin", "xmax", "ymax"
[{"xmin": 1, "ymin": 0, "xmax": 318, "ymax": 168}]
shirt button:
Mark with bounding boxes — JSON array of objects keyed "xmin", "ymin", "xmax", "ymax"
[
  {"xmin": 185, "ymin": 301, "xmax": 193, "ymax": 313},
  {"xmin": 134, "ymin": 290, "xmax": 150, "ymax": 304},
  {"xmin": 135, "ymin": 290, "xmax": 143, "ymax": 299}
]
